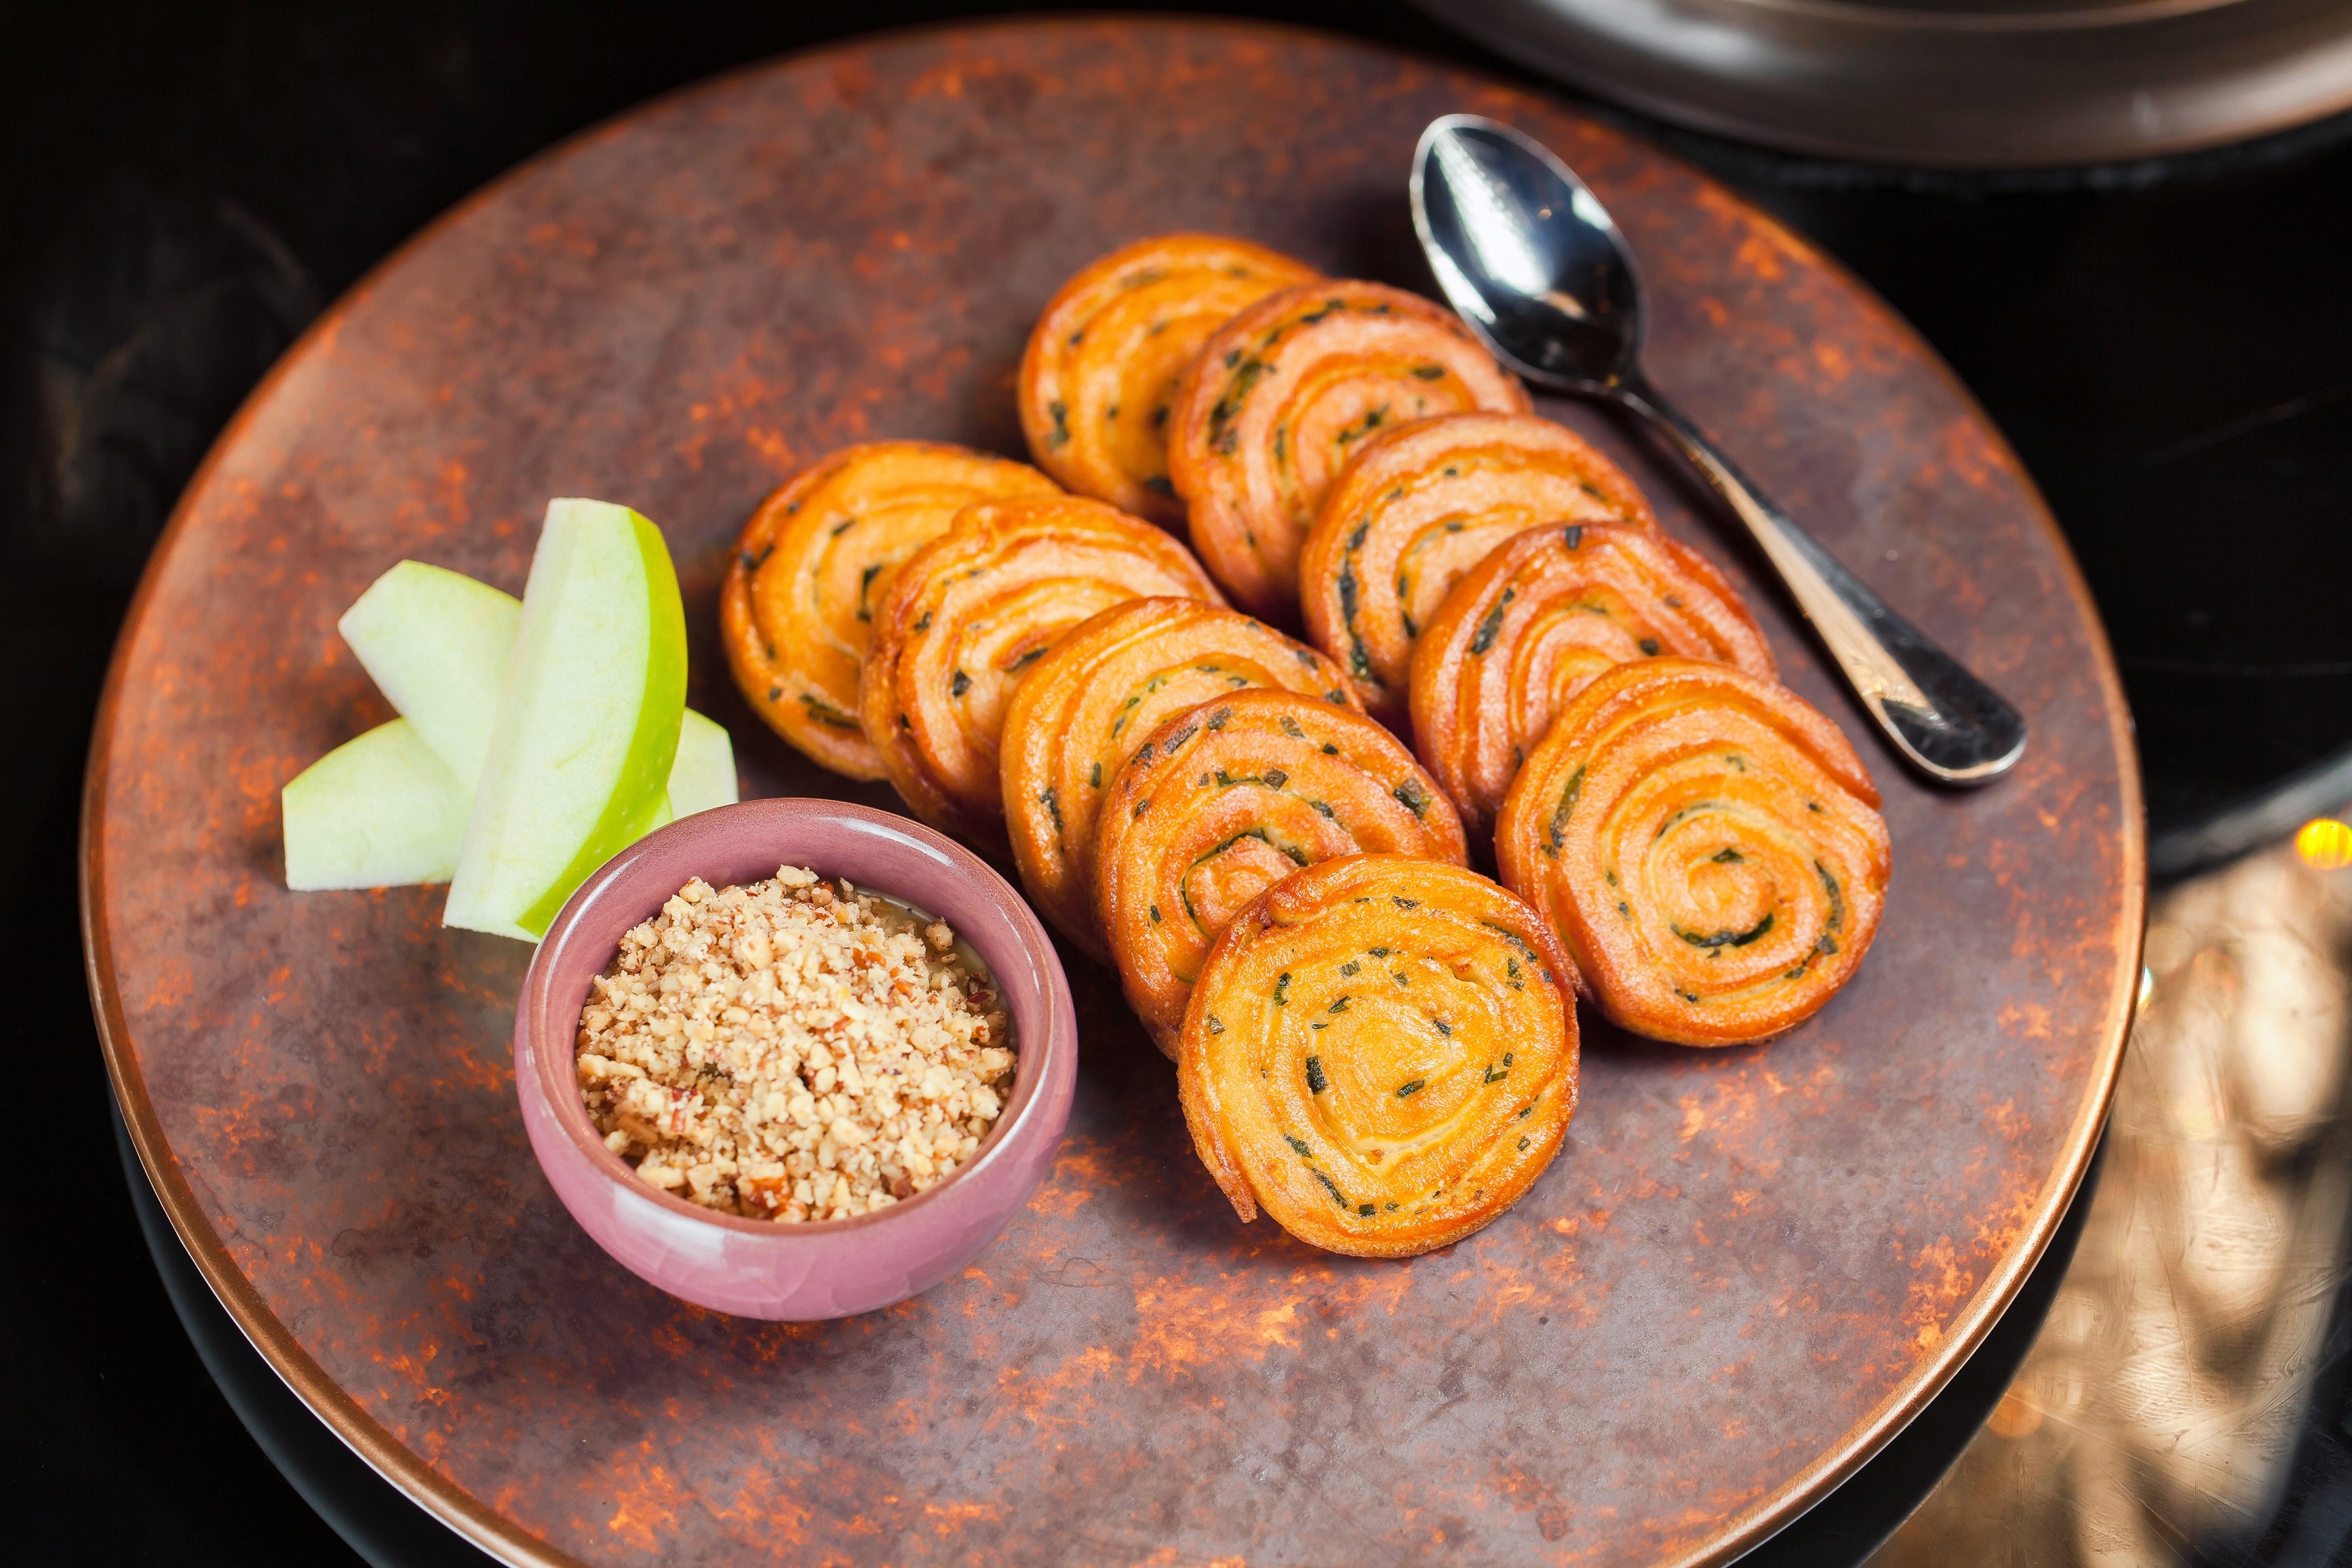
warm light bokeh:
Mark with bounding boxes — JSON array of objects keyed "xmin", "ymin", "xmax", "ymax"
[{"xmin": 2295, "ymin": 817, "xmax": 2352, "ymax": 870}]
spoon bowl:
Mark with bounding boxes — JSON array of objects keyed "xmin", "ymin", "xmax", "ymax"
[
  {"xmin": 1412, "ymin": 114, "xmax": 2026, "ymax": 786},
  {"xmin": 1412, "ymin": 115, "xmax": 1640, "ymax": 390}
]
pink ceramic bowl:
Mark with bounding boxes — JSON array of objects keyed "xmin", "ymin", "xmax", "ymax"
[{"xmin": 513, "ymin": 797, "xmax": 1077, "ymax": 1320}]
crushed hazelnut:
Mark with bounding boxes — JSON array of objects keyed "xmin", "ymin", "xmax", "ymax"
[{"xmin": 575, "ymin": 868, "xmax": 1016, "ymax": 1222}]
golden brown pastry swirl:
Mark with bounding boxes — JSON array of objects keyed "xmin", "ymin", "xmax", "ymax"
[
  {"xmin": 999, "ymin": 598, "xmax": 1358, "ymax": 961},
  {"xmin": 1410, "ymin": 521, "xmax": 1775, "ymax": 837},
  {"xmin": 1095, "ymin": 689, "xmax": 1466, "ymax": 1055},
  {"xmin": 1018, "ymin": 234, "xmax": 1319, "ymax": 526},
  {"xmin": 860, "ymin": 495, "xmax": 1224, "ymax": 844},
  {"xmin": 1298, "ymin": 411, "xmax": 1655, "ymax": 723},
  {"xmin": 1178, "ymin": 854, "xmax": 1579, "ymax": 1258},
  {"xmin": 1168, "ymin": 280, "xmax": 1529, "ymax": 622},
  {"xmin": 721, "ymin": 441, "xmax": 1058, "ymax": 779},
  {"xmin": 1494, "ymin": 659, "xmax": 1889, "ymax": 1047}
]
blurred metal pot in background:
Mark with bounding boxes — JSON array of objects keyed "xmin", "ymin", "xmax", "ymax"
[{"xmin": 1421, "ymin": 0, "xmax": 2352, "ymax": 166}]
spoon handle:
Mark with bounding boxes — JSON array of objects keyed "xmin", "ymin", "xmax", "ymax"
[{"xmin": 1611, "ymin": 376, "xmax": 2026, "ymax": 785}]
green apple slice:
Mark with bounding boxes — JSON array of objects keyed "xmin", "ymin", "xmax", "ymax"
[
  {"xmin": 282, "ymin": 720, "xmax": 470, "ymax": 890},
  {"xmin": 280, "ymin": 709, "xmax": 732, "ymax": 891},
  {"xmin": 338, "ymin": 561, "xmax": 522, "ymax": 783},
  {"xmin": 664, "ymin": 708, "xmax": 739, "ymax": 820},
  {"xmin": 337, "ymin": 555, "xmax": 733, "ymax": 824},
  {"xmin": 444, "ymin": 499, "xmax": 686, "ymax": 941}
]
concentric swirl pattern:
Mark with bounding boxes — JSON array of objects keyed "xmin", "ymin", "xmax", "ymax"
[
  {"xmin": 1000, "ymin": 598, "xmax": 1359, "ymax": 960},
  {"xmin": 1496, "ymin": 659, "xmax": 1889, "ymax": 1047},
  {"xmin": 1411, "ymin": 521, "xmax": 1775, "ymax": 837},
  {"xmin": 1095, "ymin": 689, "xmax": 1466, "ymax": 1054},
  {"xmin": 1168, "ymin": 280, "xmax": 1528, "ymax": 621},
  {"xmin": 1018, "ymin": 234, "xmax": 1319, "ymax": 526},
  {"xmin": 1298, "ymin": 411, "xmax": 1655, "ymax": 722},
  {"xmin": 721, "ymin": 441, "xmax": 1058, "ymax": 779},
  {"xmin": 861, "ymin": 495, "xmax": 1224, "ymax": 842},
  {"xmin": 1178, "ymin": 854, "xmax": 1579, "ymax": 1258}
]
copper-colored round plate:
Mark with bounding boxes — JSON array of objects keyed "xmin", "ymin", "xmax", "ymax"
[{"xmin": 79, "ymin": 19, "xmax": 2142, "ymax": 1568}]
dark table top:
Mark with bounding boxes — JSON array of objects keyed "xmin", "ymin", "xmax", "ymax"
[{"xmin": 8, "ymin": 4, "xmax": 2348, "ymax": 1564}]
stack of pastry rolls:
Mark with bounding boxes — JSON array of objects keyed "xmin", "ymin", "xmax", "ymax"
[{"xmin": 721, "ymin": 234, "xmax": 1890, "ymax": 1257}]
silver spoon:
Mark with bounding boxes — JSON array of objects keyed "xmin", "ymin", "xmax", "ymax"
[{"xmin": 1410, "ymin": 114, "xmax": 2025, "ymax": 786}]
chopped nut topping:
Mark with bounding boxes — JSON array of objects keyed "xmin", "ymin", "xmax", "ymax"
[{"xmin": 575, "ymin": 868, "xmax": 1015, "ymax": 1222}]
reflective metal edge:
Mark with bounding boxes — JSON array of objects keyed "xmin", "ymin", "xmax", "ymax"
[{"xmin": 1422, "ymin": 0, "xmax": 2352, "ymax": 169}]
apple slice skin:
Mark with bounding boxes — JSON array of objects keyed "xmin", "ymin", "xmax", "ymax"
[
  {"xmin": 338, "ymin": 561, "xmax": 522, "ymax": 782},
  {"xmin": 445, "ymin": 500, "xmax": 687, "ymax": 942},
  {"xmin": 293, "ymin": 521, "xmax": 724, "ymax": 914},
  {"xmin": 282, "ymin": 719, "xmax": 470, "ymax": 890},
  {"xmin": 512, "ymin": 509, "xmax": 688, "ymax": 933}
]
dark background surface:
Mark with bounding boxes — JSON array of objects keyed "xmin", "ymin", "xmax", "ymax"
[{"xmin": 7, "ymin": 4, "xmax": 2349, "ymax": 1564}]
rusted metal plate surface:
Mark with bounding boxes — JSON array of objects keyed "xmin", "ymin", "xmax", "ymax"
[{"xmin": 83, "ymin": 20, "xmax": 2142, "ymax": 1568}]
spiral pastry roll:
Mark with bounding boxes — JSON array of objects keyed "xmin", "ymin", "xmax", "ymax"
[
  {"xmin": 722, "ymin": 441, "xmax": 1059, "ymax": 779},
  {"xmin": 1168, "ymin": 280, "xmax": 1530, "ymax": 622},
  {"xmin": 1000, "ymin": 600, "xmax": 1359, "ymax": 961},
  {"xmin": 1299, "ymin": 412, "xmax": 1656, "ymax": 723},
  {"xmin": 1096, "ymin": 689, "xmax": 1466, "ymax": 1054},
  {"xmin": 1411, "ymin": 522, "xmax": 1775, "ymax": 837},
  {"xmin": 1178, "ymin": 854, "xmax": 1579, "ymax": 1258},
  {"xmin": 1495, "ymin": 659, "xmax": 1889, "ymax": 1047},
  {"xmin": 862, "ymin": 495, "xmax": 1224, "ymax": 843},
  {"xmin": 1018, "ymin": 234, "xmax": 1320, "ymax": 528}
]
